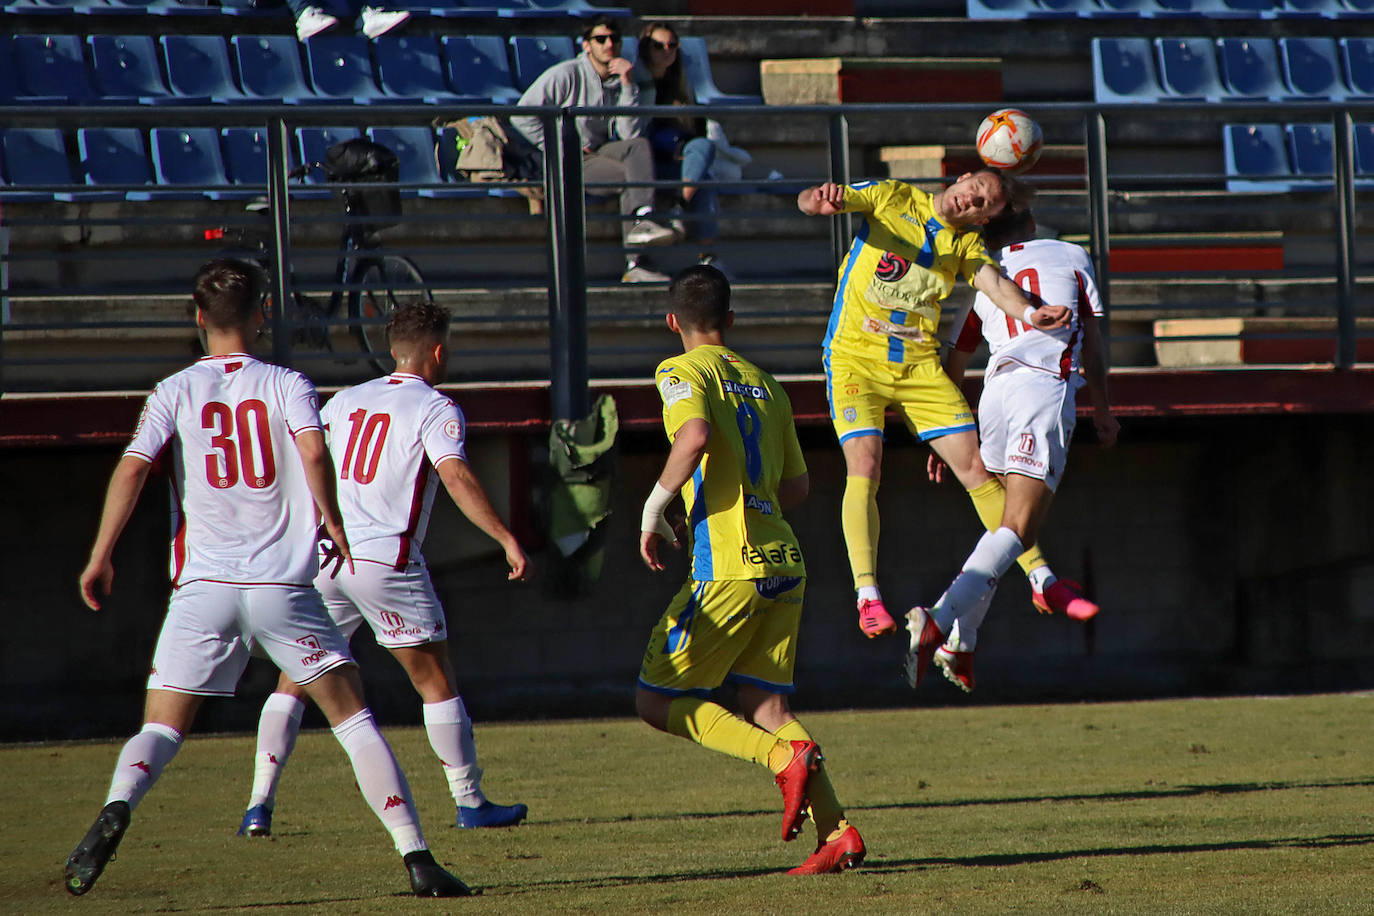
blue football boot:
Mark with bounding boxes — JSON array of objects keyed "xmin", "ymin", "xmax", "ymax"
[
  {"xmin": 237, "ymin": 804, "xmax": 273, "ymax": 837},
  {"xmin": 455, "ymin": 800, "xmax": 528, "ymax": 829}
]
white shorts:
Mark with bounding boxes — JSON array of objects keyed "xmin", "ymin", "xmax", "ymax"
[
  {"xmin": 978, "ymin": 366, "xmax": 1078, "ymax": 492},
  {"xmin": 148, "ymin": 581, "xmax": 353, "ymax": 696},
  {"xmin": 315, "ymin": 559, "xmax": 447, "ymax": 649}
]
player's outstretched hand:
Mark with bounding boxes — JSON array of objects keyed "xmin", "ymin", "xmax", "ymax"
[
  {"xmin": 927, "ymin": 453, "xmax": 950, "ymax": 484},
  {"xmin": 1029, "ymin": 305, "xmax": 1071, "ymax": 330},
  {"xmin": 1094, "ymin": 412, "xmax": 1120, "ymax": 448},
  {"xmin": 799, "ymin": 182, "xmax": 845, "ymax": 217},
  {"xmin": 79, "ymin": 557, "xmax": 114, "ymax": 611},
  {"xmin": 639, "ymin": 527, "xmax": 679, "ymax": 572},
  {"xmin": 320, "ymin": 521, "xmax": 355, "ymax": 577},
  {"xmin": 506, "ymin": 543, "xmax": 531, "ymax": 581}
]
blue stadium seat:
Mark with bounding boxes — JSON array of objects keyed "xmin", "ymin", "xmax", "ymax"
[
  {"xmin": 77, "ymin": 127, "xmax": 157, "ymax": 201},
  {"xmin": 295, "ymin": 127, "xmax": 363, "ymax": 182},
  {"xmin": 1091, "ymin": 38, "xmax": 1166, "ymax": 103},
  {"xmin": 1, "ymin": 0, "xmax": 75, "ymax": 15},
  {"xmin": 231, "ymin": 34, "xmax": 321, "ymax": 105},
  {"xmin": 1155, "ymin": 37, "xmax": 1225, "ymax": 101},
  {"xmin": 88, "ymin": 35, "xmax": 197, "ymax": 105},
  {"xmin": 1285, "ymin": 122, "xmax": 1333, "ymax": 179},
  {"xmin": 151, "ymin": 127, "xmax": 253, "ymax": 200},
  {"xmin": 367, "ymin": 125, "xmax": 476, "ymax": 199},
  {"xmin": 619, "ymin": 35, "xmax": 637, "ymax": 65},
  {"xmin": 1355, "ymin": 123, "xmax": 1374, "ymax": 173},
  {"xmin": 1340, "ymin": 37, "xmax": 1374, "ymax": 97},
  {"xmin": 1095, "ymin": 0, "xmax": 1157, "ymax": 13},
  {"xmin": 13, "ymin": 35, "xmax": 98, "ymax": 103},
  {"xmin": 304, "ymin": 35, "xmax": 401, "ymax": 104},
  {"xmin": 440, "ymin": 35, "xmax": 521, "ymax": 102},
  {"xmin": 161, "ymin": 35, "xmax": 250, "ymax": 104},
  {"xmin": 99, "ymin": 0, "xmax": 219, "ymax": 15},
  {"xmin": 1222, "ymin": 123, "xmax": 1294, "ymax": 191},
  {"xmin": 0, "ymin": 128, "xmax": 84, "ymax": 202},
  {"xmin": 1154, "ymin": 0, "xmax": 1274, "ymax": 15},
  {"xmin": 221, "ymin": 127, "xmax": 271, "ymax": 189},
  {"xmin": 679, "ymin": 36, "xmax": 762, "ymax": 105},
  {"xmin": 1273, "ymin": 0, "xmax": 1341, "ymax": 16},
  {"xmin": 216, "ymin": 0, "xmax": 292, "ymax": 14},
  {"xmin": 1217, "ymin": 38, "xmax": 1288, "ymax": 100},
  {"xmin": 515, "ymin": 0, "xmax": 632, "ymax": 15},
  {"xmin": 1032, "ymin": 0, "xmax": 1098, "ymax": 14},
  {"xmin": 373, "ymin": 35, "xmax": 456, "ymax": 104},
  {"xmin": 1336, "ymin": 0, "xmax": 1374, "ymax": 15},
  {"xmin": 1280, "ymin": 37, "xmax": 1347, "ymax": 99},
  {"xmin": 966, "ymin": 0, "xmax": 1038, "ymax": 17},
  {"xmin": 390, "ymin": 0, "xmax": 493, "ymax": 18},
  {"xmin": 509, "ymin": 35, "xmax": 576, "ymax": 92}
]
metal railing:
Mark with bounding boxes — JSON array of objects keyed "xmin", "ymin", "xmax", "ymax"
[{"xmin": 1, "ymin": 99, "xmax": 1371, "ymax": 416}]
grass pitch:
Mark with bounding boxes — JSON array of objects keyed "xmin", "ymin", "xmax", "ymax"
[{"xmin": 3, "ymin": 693, "xmax": 1372, "ymax": 914}]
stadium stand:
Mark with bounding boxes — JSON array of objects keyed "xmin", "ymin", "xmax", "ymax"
[
  {"xmin": 231, "ymin": 34, "xmax": 324, "ymax": 104},
  {"xmin": 1155, "ymin": 37, "xmax": 1226, "ymax": 100},
  {"xmin": 295, "ymin": 126, "xmax": 363, "ymax": 177},
  {"xmin": 12, "ymin": 34, "xmax": 98, "ymax": 103},
  {"xmin": 0, "ymin": 127, "xmax": 81, "ymax": 201},
  {"xmin": 303, "ymin": 34, "xmax": 401, "ymax": 104},
  {"xmin": 76, "ymin": 127, "xmax": 158, "ymax": 200},
  {"xmin": 160, "ymin": 35, "xmax": 251, "ymax": 104},
  {"xmin": 150, "ymin": 126, "xmax": 252, "ymax": 200},
  {"xmin": 374, "ymin": 34, "xmax": 459, "ymax": 104},
  {"xmin": 87, "ymin": 34, "xmax": 190, "ymax": 105},
  {"xmin": 680, "ymin": 36, "xmax": 763, "ymax": 105},
  {"xmin": 1217, "ymin": 37, "xmax": 1291, "ymax": 100},
  {"xmin": 1279, "ymin": 36, "xmax": 1348, "ymax": 98},
  {"xmin": 440, "ymin": 34, "xmax": 523, "ymax": 102},
  {"xmin": 1091, "ymin": 37, "xmax": 1167, "ymax": 103},
  {"xmin": 1342, "ymin": 37, "xmax": 1374, "ymax": 96},
  {"xmin": 508, "ymin": 34, "xmax": 576, "ymax": 91},
  {"xmin": 1221, "ymin": 122, "xmax": 1296, "ymax": 191}
]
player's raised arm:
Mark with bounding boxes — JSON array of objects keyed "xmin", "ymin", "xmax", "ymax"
[
  {"xmin": 79, "ymin": 455, "xmax": 153, "ymax": 611},
  {"xmin": 797, "ymin": 182, "xmax": 847, "ymax": 217},
  {"xmin": 436, "ymin": 456, "xmax": 530, "ymax": 581},
  {"xmin": 293, "ymin": 428, "xmax": 354, "ymax": 576},
  {"xmin": 971, "ymin": 262, "xmax": 1070, "ymax": 330},
  {"xmin": 640, "ymin": 417, "xmax": 710, "ymax": 571},
  {"xmin": 1079, "ymin": 306, "xmax": 1120, "ymax": 448}
]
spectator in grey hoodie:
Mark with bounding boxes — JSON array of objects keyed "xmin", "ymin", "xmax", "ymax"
[{"xmin": 510, "ymin": 16, "xmax": 679, "ymax": 283}]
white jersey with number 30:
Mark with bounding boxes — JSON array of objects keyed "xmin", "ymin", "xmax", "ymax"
[
  {"xmin": 320, "ymin": 372, "xmax": 467, "ymax": 569},
  {"xmin": 958, "ymin": 239, "xmax": 1103, "ymax": 382},
  {"xmin": 125, "ymin": 354, "xmax": 324, "ymax": 588}
]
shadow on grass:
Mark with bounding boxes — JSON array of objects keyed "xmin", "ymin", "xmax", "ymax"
[
  {"xmin": 541, "ymin": 776, "xmax": 1374, "ymax": 827},
  {"xmin": 864, "ymin": 832, "xmax": 1374, "ymax": 871}
]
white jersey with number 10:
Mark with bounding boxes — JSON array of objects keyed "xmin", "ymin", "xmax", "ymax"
[
  {"xmin": 959, "ymin": 238, "xmax": 1103, "ymax": 382},
  {"xmin": 125, "ymin": 354, "xmax": 324, "ymax": 588},
  {"xmin": 320, "ymin": 372, "xmax": 468, "ymax": 570}
]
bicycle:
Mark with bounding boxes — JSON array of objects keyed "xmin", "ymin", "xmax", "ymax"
[{"xmin": 203, "ymin": 159, "xmax": 432, "ymax": 374}]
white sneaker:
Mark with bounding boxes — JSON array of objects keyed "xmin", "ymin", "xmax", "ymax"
[
  {"xmin": 697, "ymin": 253, "xmax": 734, "ymax": 282},
  {"xmin": 295, "ymin": 5, "xmax": 340, "ymax": 41},
  {"xmin": 361, "ymin": 6, "xmax": 411, "ymax": 39},
  {"xmin": 624, "ymin": 219, "xmax": 679, "ymax": 247},
  {"xmin": 622, "ymin": 258, "xmax": 670, "ymax": 283},
  {"xmin": 666, "ymin": 205, "xmax": 686, "ymax": 239}
]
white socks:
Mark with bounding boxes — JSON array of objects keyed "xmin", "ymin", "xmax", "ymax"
[
  {"xmin": 249, "ymin": 692, "xmax": 306, "ymax": 809},
  {"xmin": 107, "ymin": 722, "xmax": 183, "ymax": 811},
  {"xmin": 1027, "ymin": 564, "xmax": 1057, "ymax": 594},
  {"xmin": 933, "ymin": 527, "xmax": 1025, "ymax": 648},
  {"xmin": 332, "ymin": 708, "xmax": 426, "ymax": 855},
  {"xmin": 856, "ymin": 585, "xmax": 881, "ymax": 603},
  {"xmin": 423, "ymin": 697, "xmax": 484, "ymax": 808}
]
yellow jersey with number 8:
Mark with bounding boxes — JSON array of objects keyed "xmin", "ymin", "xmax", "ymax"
[
  {"xmin": 654, "ymin": 344, "xmax": 807, "ymax": 581},
  {"xmin": 825, "ymin": 180, "xmax": 997, "ymax": 365}
]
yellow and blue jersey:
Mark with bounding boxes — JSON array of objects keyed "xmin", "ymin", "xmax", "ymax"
[
  {"xmin": 824, "ymin": 180, "xmax": 997, "ymax": 365},
  {"xmin": 654, "ymin": 344, "xmax": 807, "ymax": 581}
]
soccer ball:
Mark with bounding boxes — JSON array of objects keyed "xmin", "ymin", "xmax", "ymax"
[{"xmin": 975, "ymin": 108, "xmax": 1043, "ymax": 174}]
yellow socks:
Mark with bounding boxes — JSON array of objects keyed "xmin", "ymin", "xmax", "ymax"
[
  {"xmin": 966, "ymin": 478, "xmax": 1047, "ymax": 577},
  {"xmin": 842, "ymin": 475, "xmax": 881, "ymax": 589},
  {"xmin": 666, "ymin": 696, "xmax": 785, "ymax": 770},
  {"xmin": 773, "ymin": 719, "xmax": 845, "ymax": 839}
]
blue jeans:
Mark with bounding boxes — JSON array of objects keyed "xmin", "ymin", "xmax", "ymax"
[{"xmin": 657, "ymin": 135, "xmax": 718, "ymax": 243}]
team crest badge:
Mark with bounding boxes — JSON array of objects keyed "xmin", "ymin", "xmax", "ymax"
[{"xmin": 843, "ymin": 407, "xmax": 858, "ymax": 423}]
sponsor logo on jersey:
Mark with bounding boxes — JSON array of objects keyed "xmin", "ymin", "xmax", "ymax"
[
  {"xmin": 739, "ymin": 541, "xmax": 803, "ymax": 567},
  {"xmin": 718, "ymin": 352, "xmax": 739, "ymax": 363},
  {"xmin": 444, "ymin": 418, "xmax": 462, "ymax": 440},
  {"xmin": 743, "ymin": 494, "xmax": 774, "ymax": 515},
  {"xmin": 861, "ymin": 315, "xmax": 926, "ymax": 341},
  {"xmin": 131, "ymin": 760, "xmax": 151, "ymax": 774},
  {"xmin": 755, "ymin": 575, "xmax": 803, "ymax": 599},
  {"xmin": 382, "ymin": 795, "xmax": 406, "ymax": 811},
  {"xmin": 297, "ymin": 634, "xmax": 328, "ymax": 666},
  {"xmin": 224, "ymin": 361, "xmax": 243, "ymax": 373},
  {"xmin": 659, "ymin": 378, "xmax": 692, "ymax": 409},
  {"xmin": 843, "ymin": 383, "xmax": 860, "ymax": 397},
  {"xmin": 381, "ymin": 611, "xmax": 405, "ymax": 629},
  {"xmin": 1018, "ymin": 432, "xmax": 1035, "ymax": 454},
  {"xmin": 722, "ymin": 379, "xmax": 770, "ymax": 400},
  {"xmin": 875, "ymin": 251, "xmax": 912, "ymax": 282},
  {"xmin": 1008, "ymin": 453, "xmax": 1045, "ymax": 472}
]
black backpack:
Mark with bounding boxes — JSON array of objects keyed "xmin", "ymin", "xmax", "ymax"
[{"xmin": 323, "ymin": 138, "xmax": 401, "ymax": 233}]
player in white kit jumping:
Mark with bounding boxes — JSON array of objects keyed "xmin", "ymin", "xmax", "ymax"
[
  {"xmin": 236, "ymin": 301, "xmax": 532, "ymax": 838},
  {"xmin": 905, "ymin": 209, "xmax": 1119, "ymax": 692},
  {"xmin": 66, "ymin": 260, "xmax": 469, "ymax": 898}
]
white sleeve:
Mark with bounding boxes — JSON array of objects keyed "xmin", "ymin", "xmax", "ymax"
[
  {"xmin": 124, "ymin": 383, "xmax": 175, "ymax": 462},
  {"xmin": 420, "ymin": 395, "xmax": 467, "ymax": 467},
  {"xmin": 281, "ymin": 371, "xmax": 323, "ymax": 437}
]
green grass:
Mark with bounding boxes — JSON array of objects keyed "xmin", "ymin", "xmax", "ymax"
[{"xmin": 4, "ymin": 694, "xmax": 1373, "ymax": 914}]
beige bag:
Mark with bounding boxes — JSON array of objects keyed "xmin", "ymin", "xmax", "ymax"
[{"xmin": 434, "ymin": 115, "xmax": 544, "ymax": 214}]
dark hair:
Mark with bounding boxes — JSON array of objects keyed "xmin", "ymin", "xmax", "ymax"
[
  {"xmin": 975, "ymin": 167, "xmax": 1036, "ymax": 215},
  {"xmin": 981, "ymin": 207, "xmax": 1036, "ymax": 252},
  {"xmin": 192, "ymin": 258, "xmax": 266, "ymax": 330},
  {"xmin": 387, "ymin": 301, "xmax": 451, "ymax": 354},
  {"xmin": 581, "ymin": 15, "xmax": 621, "ymax": 42},
  {"xmin": 668, "ymin": 264, "xmax": 731, "ymax": 332},
  {"xmin": 637, "ymin": 21, "xmax": 703, "ymax": 141}
]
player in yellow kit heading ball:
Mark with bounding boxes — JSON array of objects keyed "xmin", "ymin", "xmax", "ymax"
[{"xmin": 635, "ymin": 264, "xmax": 865, "ymax": 875}]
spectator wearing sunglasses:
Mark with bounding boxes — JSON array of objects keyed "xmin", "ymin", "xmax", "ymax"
[
  {"xmin": 510, "ymin": 15, "xmax": 678, "ymax": 283},
  {"xmin": 635, "ymin": 21, "xmax": 722, "ymax": 271}
]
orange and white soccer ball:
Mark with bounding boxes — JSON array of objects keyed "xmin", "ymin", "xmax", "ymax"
[{"xmin": 975, "ymin": 108, "xmax": 1043, "ymax": 174}]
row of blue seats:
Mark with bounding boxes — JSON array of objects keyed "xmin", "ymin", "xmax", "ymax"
[
  {"xmin": 1093, "ymin": 36, "xmax": 1374, "ymax": 102},
  {"xmin": 0, "ymin": 125, "xmax": 511, "ymax": 201},
  {"xmin": 0, "ymin": 0, "xmax": 629, "ymax": 19},
  {"xmin": 1223, "ymin": 122, "xmax": 1374, "ymax": 190},
  {"xmin": 970, "ymin": 0, "xmax": 1372, "ymax": 18},
  {"xmin": 0, "ymin": 33, "xmax": 757, "ymax": 107}
]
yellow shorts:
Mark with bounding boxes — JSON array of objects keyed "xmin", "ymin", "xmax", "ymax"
[
  {"xmin": 825, "ymin": 349, "xmax": 976, "ymax": 444},
  {"xmin": 638, "ymin": 576, "xmax": 805, "ymax": 697}
]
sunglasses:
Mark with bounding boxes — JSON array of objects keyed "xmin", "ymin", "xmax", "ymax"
[
  {"xmin": 587, "ymin": 33, "xmax": 621, "ymax": 44},
  {"xmin": 648, "ymin": 38, "xmax": 679, "ymax": 51}
]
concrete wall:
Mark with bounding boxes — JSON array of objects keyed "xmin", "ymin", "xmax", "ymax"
[{"xmin": 3, "ymin": 412, "xmax": 1372, "ymax": 741}]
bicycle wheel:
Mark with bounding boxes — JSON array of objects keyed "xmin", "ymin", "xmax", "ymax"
[{"xmin": 350, "ymin": 255, "xmax": 433, "ymax": 374}]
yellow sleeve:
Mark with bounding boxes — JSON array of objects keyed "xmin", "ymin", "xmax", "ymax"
[
  {"xmin": 959, "ymin": 231, "xmax": 999, "ymax": 283},
  {"xmin": 839, "ymin": 179, "xmax": 896, "ymax": 216},
  {"xmin": 655, "ymin": 359, "xmax": 710, "ymax": 439}
]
